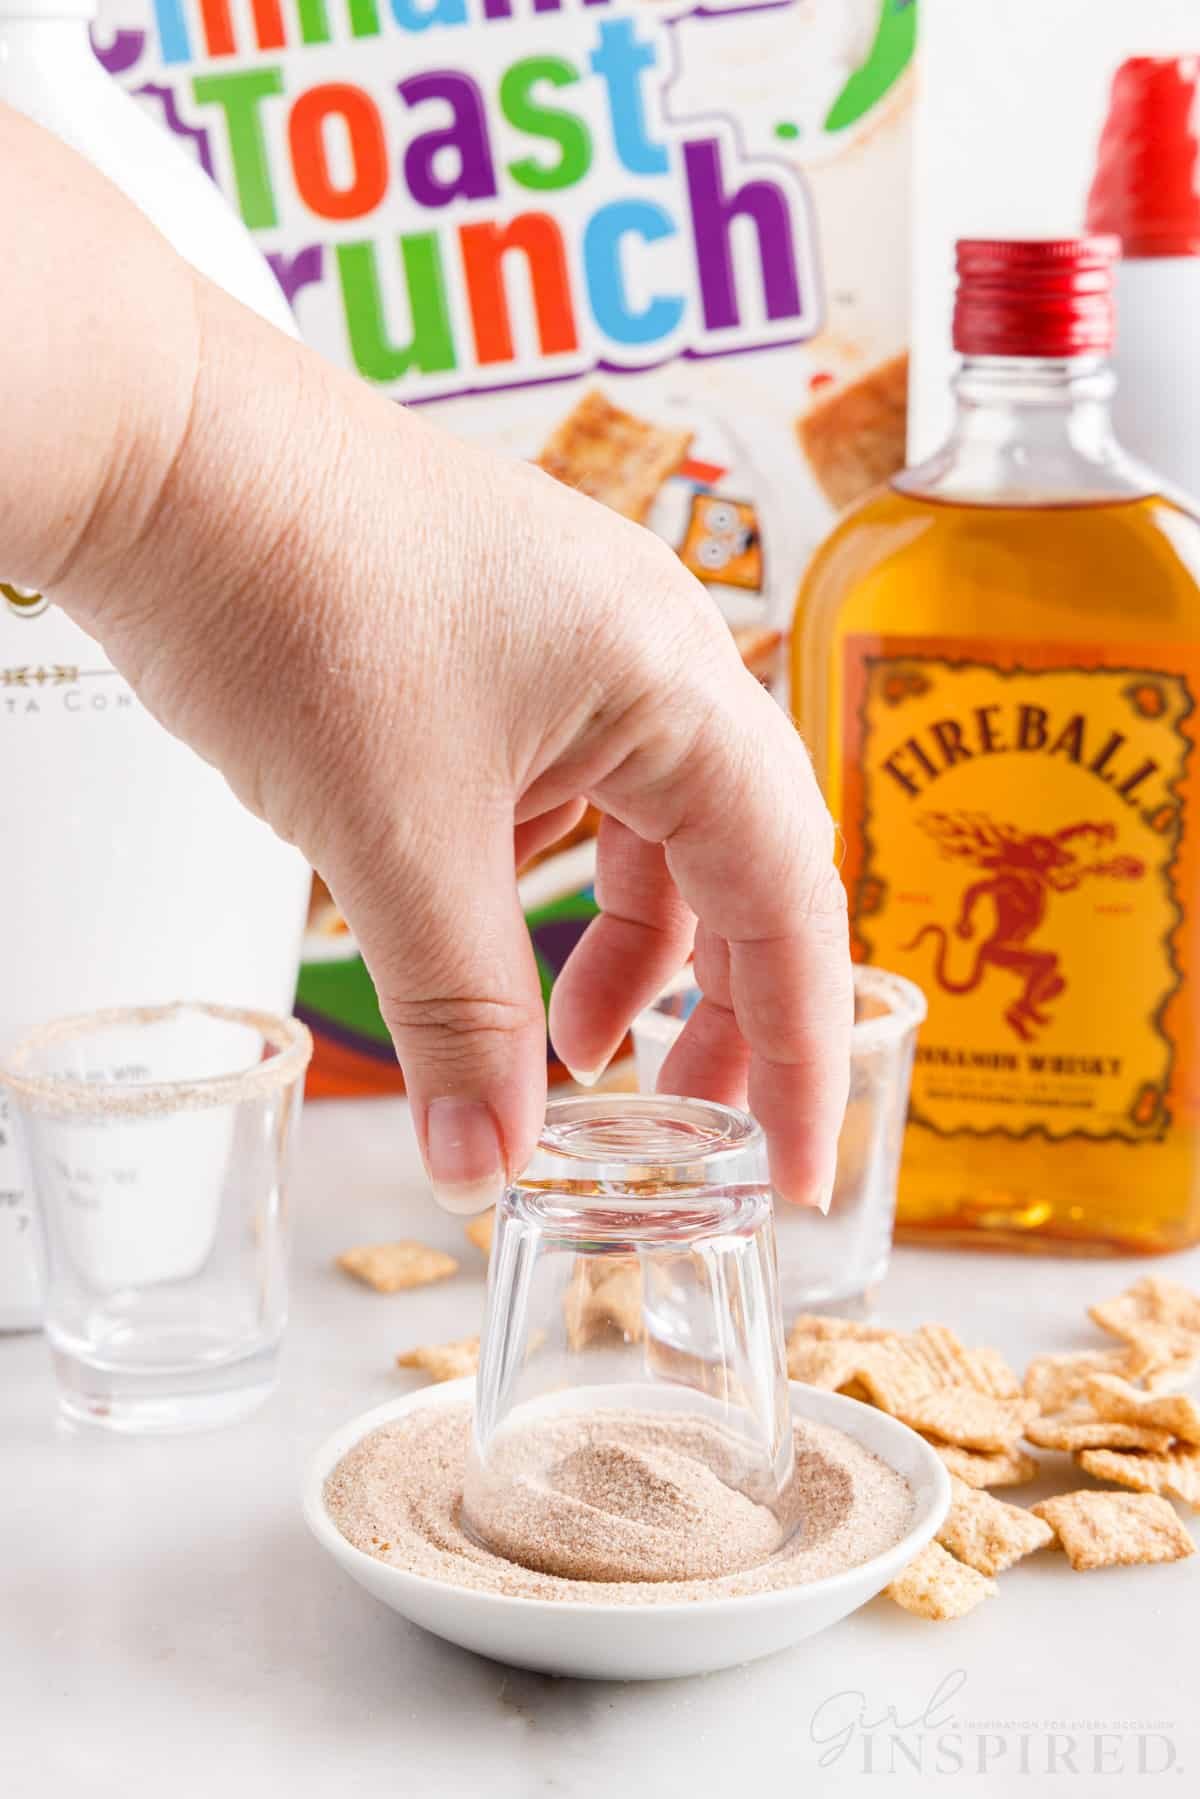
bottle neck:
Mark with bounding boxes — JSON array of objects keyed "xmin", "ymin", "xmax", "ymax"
[{"xmin": 898, "ymin": 354, "xmax": 1155, "ymax": 507}]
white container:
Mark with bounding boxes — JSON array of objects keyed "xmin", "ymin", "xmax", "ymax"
[
  {"xmin": 0, "ymin": 2, "xmax": 312, "ymax": 1328},
  {"xmin": 1087, "ymin": 56, "xmax": 1200, "ymax": 505},
  {"xmin": 1110, "ymin": 258, "xmax": 1200, "ymax": 504}
]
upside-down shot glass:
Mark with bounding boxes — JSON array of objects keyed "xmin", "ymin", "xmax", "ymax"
[
  {"xmin": 0, "ymin": 1002, "xmax": 311, "ymax": 1433},
  {"xmin": 461, "ymin": 1095, "xmax": 797, "ymax": 1582},
  {"xmin": 632, "ymin": 968, "xmax": 926, "ymax": 1315}
]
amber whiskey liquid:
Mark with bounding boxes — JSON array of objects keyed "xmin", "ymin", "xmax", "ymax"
[
  {"xmin": 793, "ymin": 241, "xmax": 1200, "ymax": 1254},
  {"xmin": 797, "ymin": 483, "xmax": 1200, "ymax": 1253}
]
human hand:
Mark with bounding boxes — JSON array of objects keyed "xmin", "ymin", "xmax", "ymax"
[{"xmin": 4, "ymin": 107, "xmax": 851, "ymax": 1217}]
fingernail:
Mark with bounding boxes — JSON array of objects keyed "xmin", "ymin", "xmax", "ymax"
[
  {"xmin": 814, "ymin": 1179, "xmax": 835, "ymax": 1216},
  {"xmin": 564, "ymin": 1062, "xmax": 605, "ymax": 1089},
  {"xmin": 425, "ymin": 1098, "xmax": 506, "ymax": 1215}
]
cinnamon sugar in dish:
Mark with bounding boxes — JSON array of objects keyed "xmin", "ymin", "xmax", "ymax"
[{"xmin": 324, "ymin": 1406, "xmax": 913, "ymax": 1605}]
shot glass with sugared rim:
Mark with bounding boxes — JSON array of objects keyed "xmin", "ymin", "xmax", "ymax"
[
  {"xmin": 0, "ymin": 1001, "xmax": 311, "ymax": 1433},
  {"xmin": 461, "ymin": 1095, "xmax": 796, "ymax": 1582},
  {"xmin": 633, "ymin": 967, "xmax": 926, "ymax": 1313}
]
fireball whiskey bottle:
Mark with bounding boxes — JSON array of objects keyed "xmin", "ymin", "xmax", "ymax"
[{"xmin": 794, "ymin": 238, "xmax": 1200, "ymax": 1253}]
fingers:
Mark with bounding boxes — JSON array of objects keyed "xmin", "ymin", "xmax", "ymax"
[
  {"xmin": 514, "ymin": 798, "xmax": 588, "ymax": 872},
  {"xmin": 655, "ymin": 924, "xmax": 748, "ymax": 1107},
  {"xmin": 595, "ymin": 669, "xmax": 853, "ymax": 1208},
  {"xmin": 657, "ymin": 992, "xmax": 752, "ymax": 1110},
  {"xmin": 331, "ymin": 811, "xmax": 548, "ymax": 1215},
  {"xmin": 548, "ymin": 817, "xmax": 695, "ymax": 1085}
]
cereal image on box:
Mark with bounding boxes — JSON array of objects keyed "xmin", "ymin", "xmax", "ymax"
[
  {"xmin": 678, "ymin": 496, "xmax": 764, "ymax": 591},
  {"xmin": 536, "ymin": 390, "xmax": 692, "ymax": 523}
]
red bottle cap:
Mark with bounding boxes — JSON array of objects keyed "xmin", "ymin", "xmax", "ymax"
[
  {"xmin": 952, "ymin": 238, "xmax": 1117, "ymax": 358},
  {"xmin": 1086, "ymin": 56, "xmax": 1200, "ymax": 258}
]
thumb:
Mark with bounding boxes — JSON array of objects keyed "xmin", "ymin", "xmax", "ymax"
[{"xmin": 332, "ymin": 816, "xmax": 548, "ymax": 1215}]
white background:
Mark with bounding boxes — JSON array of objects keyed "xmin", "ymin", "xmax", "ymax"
[{"xmin": 911, "ymin": 0, "xmax": 1200, "ymax": 456}]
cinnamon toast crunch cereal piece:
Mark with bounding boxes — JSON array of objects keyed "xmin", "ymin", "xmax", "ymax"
[
  {"xmin": 901, "ymin": 1389, "xmax": 1035, "ymax": 1453},
  {"xmin": 1032, "ymin": 1490, "xmax": 1194, "ymax": 1570},
  {"xmin": 1077, "ymin": 1445, "xmax": 1200, "ymax": 1509},
  {"xmin": 1025, "ymin": 1411, "xmax": 1174, "ymax": 1453},
  {"xmin": 911, "ymin": 1325, "xmax": 1021, "ymax": 1399},
  {"xmin": 885, "ymin": 1540, "xmax": 997, "ymax": 1620},
  {"xmin": 536, "ymin": 389, "xmax": 691, "ymax": 523},
  {"xmin": 836, "ymin": 1341, "xmax": 919, "ymax": 1411},
  {"xmin": 337, "ymin": 1241, "xmax": 458, "ymax": 1293},
  {"xmin": 786, "ymin": 1338, "xmax": 873, "ymax": 1390},
  {"xmin": 397, "ymin": 1336, "xmax": 480, "ymax": 1383},
  {"xmin": 787, "ymin": 1314, "xmax": 897, "ymax": 1344},
  {"xmin": 856, "ymin": 1344, "xmax": 1033, "ymax": 1450},
  {"xmin": 564, "ymin": 1256, "xmax": 643, "ymax": 1349},
  {"xmin": 589, "ymin": 1264, "xmax": 643, "ymax": 1341},
  {"xmin": 1123, "ymin": 1335, "xmax": 1200, "ymax": 1393},
  {"xmin": 797, "ymin": 352, "xmax": 909, "ymax": 510},
  {"xmin": 936, "ymin": 1475, "xmax": 1055, "ymax": 1576},
  {"xmin": 1088, "ymin": 1276, "xmax": 1200, "ymax": 1354},
  {"xmin": 928, "ymin": 1441, "xmax": 1038, "ymax": 1490},
  {"xmin": 1086, "ymin": 1373, "xmax": 1200, "ymax": 1446},
  {"xmin": 966, "ymin": 1344, "xmax": 1025, "ymax": 1400},
  {"xmin": 1023, "ymin": 1348, "xmax": 1132, "ymax": 1413},
  {"xmin": 464, "ymin": 1210, "xmax": 495, "ymax": 1257}
]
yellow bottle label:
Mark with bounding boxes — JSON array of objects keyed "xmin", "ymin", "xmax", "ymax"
[{"xmin": 841, "ymin": 637, "xmax": 1200, "ymax": 1143}]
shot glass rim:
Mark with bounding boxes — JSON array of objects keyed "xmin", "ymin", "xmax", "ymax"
[
  {"xmin": 633, "ymin": 965, "xmax": 927, "ymax": 1054},
  {"xmin": 0, "ymin": 1000, "xmax": 313, "ymax": 1120}
]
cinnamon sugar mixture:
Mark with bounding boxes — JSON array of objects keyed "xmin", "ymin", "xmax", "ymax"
[{"xmin": 324, "ymin": 1406, "xmax": 913, "ymax": 1604}]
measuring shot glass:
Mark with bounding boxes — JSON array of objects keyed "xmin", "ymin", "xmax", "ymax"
[
  {"xmin": 462, "ymin": 1096, "xmax": 796, "ymax": 1582},
  {"xmin": 0, "ymin": 1002, "xmax": 311, "ymax": 1433},
  {"xmin": 633, "ymin": 968, "xmax": 927, "ymax": 1315}
]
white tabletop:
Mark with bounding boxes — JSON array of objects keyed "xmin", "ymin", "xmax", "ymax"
[{"xmin": 3, "ymin": 1095, "xmax": 1197, "ymax": 1797}]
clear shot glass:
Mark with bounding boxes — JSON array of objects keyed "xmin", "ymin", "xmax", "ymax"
[
  {"xmin": 0, "ymin": 1002, "xmax": 311, "ymax": 1433},
  {"xmin": 462, "ymin": 1096, "xmax": 795, "ymax": 1582},
  {"xmin": 632, "ymin": 968, "xmax": 927, "ymax": 1315}
]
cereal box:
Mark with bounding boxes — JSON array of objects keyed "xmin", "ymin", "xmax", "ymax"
[{"xmin": 93, "ymin": 0, "xmax": 915, "ymax": 1093}]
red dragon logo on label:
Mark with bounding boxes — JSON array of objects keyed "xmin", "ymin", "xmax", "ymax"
[{"xmin": 902, "ymin": 812, "xmax": 1145, "ymax": 1042}]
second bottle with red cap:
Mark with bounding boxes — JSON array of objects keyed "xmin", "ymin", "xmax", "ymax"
[
  {"xmin": 792, "ymin": 236, "xmax": 1200, "ymax": 1257},
  {"xmin": 1087, "ymin": 55, "xmax": 1200, "ymax": 502}
]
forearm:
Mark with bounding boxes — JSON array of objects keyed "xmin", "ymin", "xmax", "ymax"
[
  {"xmin": 2, "ymin": 99, "xmax": 479, "ymax": 861},
  {"xmin": 0, "ymin": 102, "xmax": 200, "ymax": 595}
]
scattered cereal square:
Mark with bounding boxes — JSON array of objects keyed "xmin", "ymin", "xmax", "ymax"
[
  {"xmin": 885, "ymin": 1540, "xmax": 997, "ymax": 1620},
  {"xmin": 936, "ymin": 1475, "xmax": 1055, "ymax": 1576},
  {"xmin": 787, "ymin": 1314, "xmax": 897, "ymax": 1345},
  {"xmin": 928, "ymin": 1441, "xmax": 1038, "ymax": 1490},
  {"xmin": 1031, "ymin": 1490, "xmax": 1195, "ymax": 1570},
  {"xmin": 1023, "ymin": 1348, "xmax": 1131, "ymax": 1413},
  {"xmin": 787, "ymin": 1339, "xmax": 873, "ymax": 1391},
  {"xmin": 464, "ymin": 1209, "xmax": 495, "ymax": 1257},
  {"xmin": 564, "ymin": 1256, "xmax": 643, "ymax": 1349},
  {"xmin": 1086, "ymin": 1373, "xmax": 1200, "ymax": 1446},
  {"xmin": 396, "ymin": 1336, "xmax": 480, "ymax": 1383},
  {"xmin": 1088, "ymin": 1276, "xmax": 1200, "ymax": 1355},
  {"xmin": 1025, "ymin": 1411, "xmax": 1175, "ymax": 1454},
  {"xmin": 1077, "ymin": 1445, "xmax": 1200, "ymax": 1510},
  {"xmin": 337, "ymin": 1240, "xmax": 458, "ymax": 1293}
]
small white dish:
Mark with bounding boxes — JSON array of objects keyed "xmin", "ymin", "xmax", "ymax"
[{"xmin": 302, "ymin": 1380, "xmax": 949, "ymax": 1682}]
